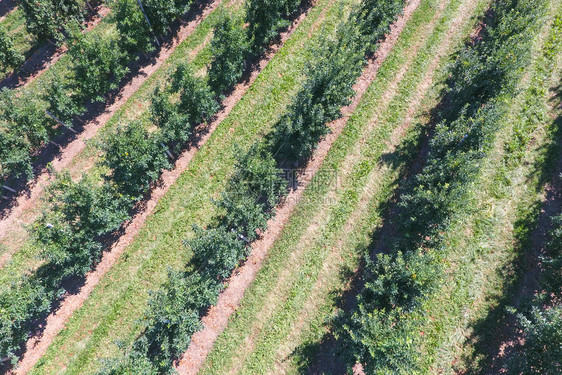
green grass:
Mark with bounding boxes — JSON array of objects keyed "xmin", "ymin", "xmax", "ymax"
[
  {"xmin": 424, "ymin": 5, "xmax": 562, "ymax": 372},
  {"xmin": 29, "ymin": 0, "xmax": 359, "ymax": 373},
  {"xmin": 198, "ymin": 0, "xmax": 492, "ymax": 372},
  {"xmin": 0, "ymin": 1, "xmax": 102, "ymax": 78},
  {"xmin": 0, "ymin": 9, "xmax": 32, "ymax": 73},
  {"xmin": 0, "ymin": 0, "xmax": 235, "ymax": 285}
]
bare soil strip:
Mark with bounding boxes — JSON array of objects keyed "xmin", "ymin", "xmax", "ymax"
[
  {"xmin": 218, "ymin": 1, "xmax": 451, "ymax": 372},
  {"xmin": 270, "ymin": 0, "xmax": 484, "ymax": 369},
  {"xmin": 12, "ymin": 1, "xmax": 318, "ymax": 373},
  {"xmin": 0, "ymin": 0, "xmax": 223, "ymax": 268},
  {"xmin": 175, "ymin": 1, "xmax": 422, "ymax": 373},
  {"xmin": 0, "ymin": 3, "xmax": 110, "ymax": 89}
]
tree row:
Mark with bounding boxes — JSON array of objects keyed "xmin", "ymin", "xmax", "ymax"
[{"xmin": 337, "ymin": 0, "xmax": 550, "ymax": 372}]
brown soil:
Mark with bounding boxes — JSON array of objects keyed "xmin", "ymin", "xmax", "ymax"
[
  {"xmin": 271, "ymin": 0, "xmax": 484, "ymax": 372},
  {"xmin": 0, "ymin": 0, "xmax": 223, "ymax": 269},
  {"xmin": 10, "ymin": 0, "xmax": 316, "ymax": 372},
  {"xmin": 175, "ymin": 1, "xmax": 422, "ymax": 373}
]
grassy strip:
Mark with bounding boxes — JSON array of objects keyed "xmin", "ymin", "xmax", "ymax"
[
  {"xmin": 0, "ymin": 0, "xmax": 242, "ymax": 366},
  {"xmin": 198, "ymin": 0, "xmax": 490, "ymax": 371},
  {"xmin": 337, "ymin": 0, "xmax": 551, "ymax": 372},
  {"xmin": 427, "ymin": 9, "xmax": 562, "ymax": 373},
  {"xmin": 0, "ymin": 0, "xmax": 97, "ymax": 78},
  {"xmin": 3, "ymin": 0, "xmax": 316, "ymax": 367},
  {"xmin": 0, "ymin": 0, "xmax": 232, "ymax": 288},
  {"xmin": 417, "ymin": 6, "xmax": 562, "ymax": 372},
  {"xmin": 29, "ymin": 0, "xmax": 351, "ymax": 372}
]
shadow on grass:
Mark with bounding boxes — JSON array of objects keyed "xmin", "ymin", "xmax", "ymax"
[
  {"xmin": 0, "ymin": 0, "xmax": 318, "ymax": 371},
  {"xmin": 287, "ymin": 100, "xmax": 442, "ymax": 373},
  {"xmin": 0, "ymin": 0, "xmax": 212, "ymax": 217},
  {"xmin": 459, "ymin": 81, "xmax": 562, "ymax": 375}
]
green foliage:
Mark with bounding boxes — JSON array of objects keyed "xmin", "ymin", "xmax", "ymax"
[
  {"xmin": 33, "ymin": 173, "xmax": 131, "ymax": 278},
  {"xmin": 0, "ymin": 275, "xmax": 52, "ymax": 365},
  {"xmin": 0, "ymin": 88, "xmax": 54, "ymax": 148},
  {"xmin": 340, "ymin": 0, "xmax": 549, "ymax": 370},
  {"xmin": 102, "ymin": 121, "xmax": 171, "ymax": 198},
  {"xmin": 342, "ymin": 308, "xmax": 420, "ymax": 375},
  {"xmin": 150, "ymin": 86, "xmax": 190, "ymax": 152},
  {"xmin": 216, "ymin": 143, "xmax": 287, "ymax": 240},
  {"xmin": 171, "ymin": 62, "xmax": 219, "ymax": 124},
  {"xmin": 268, "ymin": 20, "xmax": 365, "ymax": 163},
  {"xmin": 447, "ymin": 0, "xmax": 546, "ymax": 111},
  {"xmin": 186, "ymin": 226, "xmax": 248, "ymax": 281},
  {"xmin": 44, "ymin": 74, "xmax": 85, "ymax": 126},
  {"xmin": 352, "ymin": 0, "xmax": 406, "ymax": 53},
  {"xmin": 0, "ymin": 25, "xmax": 24, "ymax": 70},
  {"xmin": 69, "ymin": 31, "xmax": 129, "ymax": 102},
  {"xmin": 113, "ymin": 0, "xmax": 194, "ymax": 54},
  {"xmin": 245, "ymin": 0, "xmax": 301, "ymax": 50},
  {"xmin": 508, "ymin": 306, "xmax": 562, "ymax": 375},
  {"xmin": 208, "ymin": 12, "xmax": 249, "ymax": 95},
  {"xmin": 0, "ymin": 126, "xmax": 34, "ymax": 180},
  {"xmin": 142, "ymin": 0, "xmax": 192, "ymax": 36},
  {"xmin": 19, "ymin": 0, "xmax": 85, "ymax": 42},
  {"xmin": 0, "ymin": 172, "xmax": 131, "ymax": 362},
  {"xmin": 114, "ymin": 0, "xmax": 156, "ymax": 54},
  {"xmin": 0, "ymin": 88, "xmax": 56, "ymax": 179}
]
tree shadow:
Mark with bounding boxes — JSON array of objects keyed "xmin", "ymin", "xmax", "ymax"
[
  {"xmin": 0, "ymin": 1, "xmax": 319, "ymax": 370},
  {"xmin": 459, "ymin": 80, "xmax": 562, "ymax": 375},
  {"xmin": 0, "ymin": 0, "xmax": 17, "ymax": 20},
  {"xmin": 0, "ymin": 0, "xmax": 106, "ymax": 89},
  {"xmin": 0, "ymin": 0, "xmax": 212, "ymax": 217}
]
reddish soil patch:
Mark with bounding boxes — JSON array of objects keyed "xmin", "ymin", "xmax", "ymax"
[
  {"xmin": 11, "ymin": 0, "xmax": 315, "ymax": 372},
  {"xmin": 0, "ymin": 0, "xmax": 223, "ymax": 268},
  {"xmin": 175, "ymin": 1, "xmax": 421, "ymax": 373}
]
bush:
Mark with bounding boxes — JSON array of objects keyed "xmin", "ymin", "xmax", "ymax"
[
  {"xmin": 0, "ymin": 88, "xmax": 54, "ymax": 149},
  {"xmin": 44, "ymin": 74, "xmax": 85, "ymax": 127},
  {"xmin": 150, "ymin": 85, "xmax": 190, "ymax": 152},
  {"xmin": 69, "ymin": 31, "xmax": 129, "ymax": 102},
  {"xmin": 216, "ymin": 143, "xmax": 287, "ymax": 239},
  {"xmin": 0, "ymin": 25, "xmax": 24, "ymax": 70},
  {"xmin": 508, "ymin": 306, "xmax": 562, "ymax": 374},
  {"xmin": 171, "ymin": 62, "xmax": 219, "ymax": 124},
  {"xmin": 268, "ymin": 22, "xmax": 365, "ymax": 163},
  {"xmin": 114, "ymin": 0, "xmax": 156, "ymax": 54},
  {"xmin": 0, "ymin": 127, "xmax": 33, "ymax": 180},
  {"xmin": 207, "ymin": 13, "xmax": 249, "ymax": 95},
  {"xmin": 0, "ymin": 275, "xmax": 52, "ymax": 364},
  {"xmin": 353, "ymin": 0, "xmax": 405, "ymax": 52},
  {"xmin": 19, "ymin": 0, "xmax": 85, "ymax": 42},
  {"xmin": 102, "ymin": 121, "xmax": 171, "ymax": 198},
  {"xmin": 186, "ymin": 226, "xmax": 248, "ymax": 281},
  {"xmin": 245, "ymin": 0, "xmax": 300, "ymax": 50},
  {"xmin": 140, "ymin": 271, "xmax": 220, "ymax": 369},
  {"xmin": 33, "ymin": 173, "xmax": 130, "ymax": 278}
]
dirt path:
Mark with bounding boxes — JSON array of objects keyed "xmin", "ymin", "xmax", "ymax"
[
  {"xmin": 217, "ymin": 0, "xmax": 451, "ymax": 372},
  {"xmin": 11, "ymin": 1, "xmax": 317, "ymax": 373},
  {"xmin": 0, "ymin": 3, "xmax": 110, "ymax": 89},
  {"xmin": 175, "ymin": 1, "xmax": 423, "ymax": 373},
  {"xmin": 270, "ymin": 0, "xmax": 487, "ymax": 371},
  {"xmin": 0, "ymin": 0, "xmax": 223, "ymax": 269}
]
